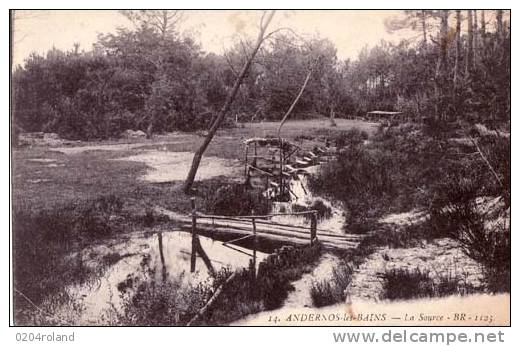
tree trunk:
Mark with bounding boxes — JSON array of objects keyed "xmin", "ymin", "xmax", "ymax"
[
  {"xmin": 183, "ymin": 11, "xmax": 275, "ymax": 193},
  {"xmin": 496, "ymin": 10, "xmax": 503, "ymax": 40},
  {"xmin": 146, "ymin": 122, "xmax": 153, "ymax": 139},
  {"xmin": 473, "ymin": 10, "xmax": 478, "ymax": 69},
  {"xmin": 434, "ymin": 10, "xmax": 449, "ymax": 121},
  {"xmin": 465, "ymin": 10, "xmax": 474, "ymax": 78},
  {"xmin": 329, "ymin": 106, "xmax": 337, "ymax": 127},
  {"xmin": 277, "ymin": 57, "xmax": 319, "ymax": 138},
  {"xmin": 480, "ymin": 10, "xmax": 486, "ymax": 37},
  {"xmin": 421, "ymin": 10, "xmax": 427, "ymax": 46},
  {"xmin": 453, "ymin": 10, "xmax": 461, "ymax": 88},
  {"xmin": 10, "ymin": 11, "xmax": 17, "ymax": 147}
]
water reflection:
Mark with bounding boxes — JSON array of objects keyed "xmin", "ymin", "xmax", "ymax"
[{"xmin": 68, "ymin": 231, "xmax": 269, "ymax": 323}]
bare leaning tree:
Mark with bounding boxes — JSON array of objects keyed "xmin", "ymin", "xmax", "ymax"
[{"xmin": 183, "ymin": 10, "xmax": 276, "ymax": 193}]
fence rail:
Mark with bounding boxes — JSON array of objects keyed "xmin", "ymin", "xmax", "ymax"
[{"xmin": 188, "ymin": 197, "xmax": 318, "ymax": 273}]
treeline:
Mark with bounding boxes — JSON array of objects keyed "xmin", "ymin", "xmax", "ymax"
[{"xmin": 11, "ymin": 10, "xmax": 510, "ymax": 140}]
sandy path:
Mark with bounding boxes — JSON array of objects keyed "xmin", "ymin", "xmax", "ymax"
[
  {"xmin": 116, "ymin": 151, "xmax": 242, "ymax": 183},
  {"xmin": 231, "ymin": 253, "xmax": 341, "ymax": 325}
]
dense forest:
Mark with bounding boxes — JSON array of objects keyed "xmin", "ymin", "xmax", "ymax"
[{"xmin": 12, "ymin": 10, "xmax": 510, "ymax": 141}]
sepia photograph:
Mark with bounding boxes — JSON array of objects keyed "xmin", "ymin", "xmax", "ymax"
[{"xmin": 9, "ymin": 8, "xmax": 510, "ymax": 327}]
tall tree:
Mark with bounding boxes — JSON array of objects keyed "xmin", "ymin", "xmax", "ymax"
[
  {"xmin": 496, "ymin": 10, "xmax": 503, "ymax": 40},
  {"xmin": 453, "ymin": 10, "xmax": 461, "ymax": 88},
  {"xmin": 119, "ymin": 10, "xmax": 188, "ymax": 137},
  {"xmin": 473, "ymin": 10, "xmax": 478, "ymax": 69},
  {"xmin": 480, "ymin": 10, "xmax": 486, "ymax": 37},
  {"xmin": 120, "ymin": 10, "xmax": 184, "ymax": 39},
  {"xmin": 183, "ymin": 11, "xmax": 276, "ymax": 192},
  {"xmin": 433, "ymin": 10, "xmax": 449, "ymax": 120},
  {"xmin": 465, "ymin": 10, "xmax": 474, "ymax": 78},
  {"xmin": 384, "ymin": 10, "xmax": 433, "ymax": 47}
]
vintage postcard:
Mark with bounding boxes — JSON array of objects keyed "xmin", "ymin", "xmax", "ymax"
[{"xmin": 10, "ymin": 9, "xmax": 510, "ymax": 327}]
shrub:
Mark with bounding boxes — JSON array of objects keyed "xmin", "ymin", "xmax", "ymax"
[
  {"xmin": 310, "ymin": 264, "xmax": 353, "ymax": 307},
  {"xmin": 309, "ymin": 144, "xmax": 395, "ymax": 233},
  {"xmin": 115, "ymin": 242, "xmax": 323, "ymax": 326},
  {"xmin": 203, "ymin": 183, "xmax": 270, "ymax": 216},
  {"xmin": 13, "ymin": 195, "xmax": 125, "ymax": 324},
  {"xmin": 116, "ymin": 272, "xmax": 204, "ymax": 326},
  {"xmin": 361, "ymin": 223, "xmax": 428, "ymax": 249},
  {"xmin": 333, "ymin": 128, "xmax": 368, "ymax": 149},
  {"xmin": 310, "ymin": 199, "xmax": 333, "ymax": 221},
  {"xmin": 200, "ymin": 242, "xmax": 322, "ymax": 325},
  {"xmin": 381, "ymin": 267, "xmax": 475, "ymax": 301},
  {"xmin": 381, "ymin": 268, "xmax": 434, "ymax": 300},
  {"xmin": 429, "ymin": 172, "xmax": 510, "ymax": 293},
  {"xmin": 291, "ymin": 199, "xmax": 332, "ymax": 222},
  {"xmin": 139, "ymin": 208, "xmax": 170, "ymax": 227}
]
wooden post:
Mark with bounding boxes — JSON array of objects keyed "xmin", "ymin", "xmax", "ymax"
[
  {"xmin": 191, "ymin": 197, "xmax": 197, "ymax": 273},
  {"xmin": 158, "ymin": 232, "xmax": 167, "ymax": 282},
  {"xmin": 271, "ymin": 153, "xmax": 275, "ymax": 197},
  {"xmin": 252, "ymin": 209, "xmax": 257, "ymax": 278},
  {"xmin": 253, "ymin": 142, "xmax": 257, "ymax": 168},
  {"xmin": 310, "ymin": 211, "xmax": 317, "ymax": 245},
  {"xmin": 279, "ymin": 141, "xmax": 284, "ymax": 199},
  {"xmin": 245, "ymin": 145, "xmax": 249, "ymax": 181}
]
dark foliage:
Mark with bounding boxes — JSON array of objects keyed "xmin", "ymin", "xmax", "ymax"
[
  {"xmin": 381, "ymin": 267, "xmax": 475, "ymax": 301},
  {"xmin": 116, "ymin": 242, "xmax": 322, "ymax": 326},
  {"xmin": 201, "ymin": 243, "xmax": 322, "ymax": 324},
  {"xmin": 202, "ymin": 183, "xmax": 271, "ymax": 216},
  {"xmin": 310, "ymin": 264, "xmax": 353, "ymax": 307},
  {"xmin": 12, "ymin": 195, "xmax": 124, "ymax": 312}
]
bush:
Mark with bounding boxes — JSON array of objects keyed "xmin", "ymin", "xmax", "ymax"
[
  {"xmin": 13, "ymin": 195, "xmax": 125, "ymax": 323},
  {"xmin": 291, "ymin": 199, "xmax": 332, "ymax": 222},
  {"xmin": 309, "ymin": 144, "xmax": 395, "ymax": 233},
  {"xmin": 429, "ymin": 172, "xmax": 510, "ymax": 293},
  {"xmin": 381, "ymin": 268, "xmax": 473, "ymax": 301},
  {"xmin": 115, "ymin": 242, "xmax": 323, "ymax": 326},
  {"xmin": 360, "ymin": 223, "xmax": 428, "ymax": 250},
  {"xmin": 310, "ymin": 264, "xmax": 352, "ymax": 307},
  {"xmin": 203, "ymin": 183, "xmax": 270, "ymax": 216},
  {"xmin": 200, "ymin": 243, "xmax": 322, "ymax": 325},
  {"xmin": 139, "ymin": 207, "xmax": 170, "ymax": 227},
  {"xmin": 333, "ymin": 128, "xmax": 368, "ymax": 149},
  {"xmin": 115, "ymin": 271, "xmax": 205, "ymax": 326}
]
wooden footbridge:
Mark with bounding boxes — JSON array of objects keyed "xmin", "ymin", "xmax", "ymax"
[{"xmin": 156, "ymin": 198, "xmax": 363, "ymax": 254}]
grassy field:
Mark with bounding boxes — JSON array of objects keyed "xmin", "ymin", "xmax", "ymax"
[{"xmin": 12, "ymin": 119, "xmax": 378, "ymax": 215}]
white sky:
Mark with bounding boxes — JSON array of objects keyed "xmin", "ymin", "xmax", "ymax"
[{"xmin": 12, "ymin": 10, "xmax": 418, "ymax": 67}]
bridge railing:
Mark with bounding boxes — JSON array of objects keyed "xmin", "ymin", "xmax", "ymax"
[{"xmin": 188, "ymin": 197, "xmax": 318, "ymax": 272}]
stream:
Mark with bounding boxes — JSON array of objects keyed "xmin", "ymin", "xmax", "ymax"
[
  {"xmin": 66, "ymin": 147, "xmax": 350, "ymax": 324},
  {"xmin": 68, "ymin": 231, "xmax": 269, "ymax": 323}
]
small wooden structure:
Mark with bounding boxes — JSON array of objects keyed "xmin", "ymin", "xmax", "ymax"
[
  {"xmin": 366, "ymin": 110, "xmax": 403, "ymax": 123},
  {"xmin": 244, "ymin": 137, "xmax": 301, "ymax": 200}
]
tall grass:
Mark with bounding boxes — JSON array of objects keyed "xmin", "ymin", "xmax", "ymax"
[
  {"xmin": 201, "ymin": 182, "xmax": 270, "ymax": 216},
  {"xmin": 429, "ymin": 177, "xmax": 510, "ymax": 293},
  {"xmin": 310, "ymin": 264, "xmax": 353, "ymax": 307},
  {"xmin": 13, "ymin": 195, "xmax": 125, "ymax": 325},
  {"xmin": 381, "ymin": 267, "xmax": 476, "ymax": 301},
  {"xmin": 112, "ymin": 242, "xmax": 322, "ymax": 326}
]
